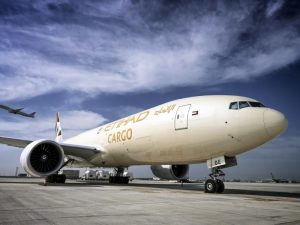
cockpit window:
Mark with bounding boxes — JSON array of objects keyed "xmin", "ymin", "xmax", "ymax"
[
  {"xmin": 229, "ymin": 102, "xmax": 238, "ymax": 110},
  {"xmin": 239, "ymin": 101, "xmax": 250, "ymax": 109},
  {"xmin": 229, "ymin": 101, "xmax": 266, "ymax": 110},
  {"xmin": 249, "ymin": 101, "xmax": 265, "ymax": 107}
]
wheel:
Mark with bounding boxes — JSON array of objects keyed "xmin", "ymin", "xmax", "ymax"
[
  {"xmin": 205, "ymin": 179, "xmax": 217, "ymax": 193},
  {"xmin": 46, "ymin": 174, "xmax": 56, "ymax": 183},
  {"xmin": 216, "ymin": 179, "xmax": 225, "ymax": 193},
  {"xmin": 121, "ymin": 177, "xmax": 129, "ymax": 184},
  {"xmin": 109, "ymin": 176, "xmax": 129, "ymax": 184},
  {"xmin": 56, "ymin": 175, "xmax": 62, "ymax": 183},
  {"xmin": 61, "ymin": 174, "xmax": 66, "ymax": 183},
  {"xmin": 57, "ymin": 174, "xmax": 66, "ymax": 183},
  {"xmin": 109, "ymin": 176, "xmax": 117, "ymax": 183},
  {"xmin": 45, "ymin": 174, "xmax": 66, "ymax": 183}
]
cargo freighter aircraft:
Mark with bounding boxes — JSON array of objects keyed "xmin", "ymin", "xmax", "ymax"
[{"xmin": 0, "ymin": 96, "xmax": 288, "ymax": 193}]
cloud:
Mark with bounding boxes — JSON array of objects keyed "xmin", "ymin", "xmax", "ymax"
[
  {"xmin": 0, "ymin": 110, "xmax": 107, "ymax": 140},
  {"xmin": 266, "ymin": 0, "xmax": 284, "ymax": 17},
  {"xmin": 114, "ymin": 106, "xmax": 145, "ymax": 118},
  {"xmin": 0, "ymin": 0, "xmax": 299, "ymax": 101}
]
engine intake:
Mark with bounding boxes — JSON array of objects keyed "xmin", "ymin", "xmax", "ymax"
[
  {"xmin": 150, "ymin": 164, "xmax": 189, "ymax": 180},
  {"xmin": 20, "ymin": 140, "xmax": 64, "ymax": 177}
]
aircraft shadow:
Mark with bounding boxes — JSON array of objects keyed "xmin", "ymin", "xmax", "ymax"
[
  {"xmin": 224, "ymin": 188, "xmax": 300, "ymax": 199},
  {"xmin": 1, "ymin": 179, "xmax": 299, "ymax": 199},
  {"xmin": 76, "ymin": 182, "xmax": 300, "ymax": 199},
  {"xmin": 109, "ymin": 182, "xmax": 300, "ymax": 199}
]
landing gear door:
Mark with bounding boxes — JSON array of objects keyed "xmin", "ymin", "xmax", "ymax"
[{"xmin": 175, "ymin": 105, "xmax": 191, "ymax": 130}]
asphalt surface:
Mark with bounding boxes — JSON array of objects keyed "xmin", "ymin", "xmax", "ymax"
[{"xmin": 0, "ymin": 178, "xmax": 299, "ymax": 225}]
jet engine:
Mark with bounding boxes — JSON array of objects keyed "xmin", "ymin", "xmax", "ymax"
[
  {"xmin": 150, "ymin": 164, "xmax": 189, "ymax": 180},
  {"xmin": 20, "ymin": 140, "xmax": 65, "ymax": 177}
]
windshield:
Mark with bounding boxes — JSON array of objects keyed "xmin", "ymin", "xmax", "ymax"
[
  {"xmin": 229, "ymin": 101, "xmax": 266, "ymax": 110},
  {"xmin": 239, "ymin": 101, "xmax": 250, "ymax": 109},
  {"xmin": 249, "ymin": 102, "xmax": 265, "ymax": 107}
]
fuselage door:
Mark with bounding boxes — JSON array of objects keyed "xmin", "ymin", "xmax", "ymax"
[{"xmin": 175, "ymin": 105, "xmax": 191, "ymax": 130}]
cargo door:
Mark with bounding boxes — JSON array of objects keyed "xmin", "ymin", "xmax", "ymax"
[{"xmin": 175, "ymin": 105, "xmax": 191, "ymax": 130}]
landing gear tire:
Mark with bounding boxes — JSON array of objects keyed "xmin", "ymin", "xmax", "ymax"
[
  {"xmin": 216, "ymin": 179, "xmax": 225, "ymax": 193},
  {"xmin": 57, "ymin": 174, "xmax": 66, "ymax": 183},
  {"xmin": 45, "ymin": 174, "xmax": 66, "ymax": 183},
  {"xmin": 109, "ymin": 176, "xmax": 129, "ymax": 184},
  {"xmin": 205, "ymin": 179, "xmax": 217, "ymax": 193},
  {"xmin": 205, "ymin": 167, "xmax": 226, "ymax": 193}
]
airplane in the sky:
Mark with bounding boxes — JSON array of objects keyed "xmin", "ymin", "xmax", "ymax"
[
  {"xmin": 0, "ymin": 105, "xmax": 36, "ymax": 118},
  {"xmin": 0, "ymin": 96, "xmax": 288, "ymax": 193}
]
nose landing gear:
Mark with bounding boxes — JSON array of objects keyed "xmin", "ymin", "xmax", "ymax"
[
  {"xmin": 204, "ymin": 156, "xmax": 237, "ymax": 193},
  {"xmin": 204, "ymin": 168, "xmax": 225, "ymax": 193}
]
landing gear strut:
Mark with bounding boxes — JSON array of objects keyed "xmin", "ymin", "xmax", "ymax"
[
  {"xmin": 205, "ymin": 168, "xmax": 225, "ymax": 193},
  {"xmin": 109, "ymin": 167, "xmax": 129, "ymax": 184}
]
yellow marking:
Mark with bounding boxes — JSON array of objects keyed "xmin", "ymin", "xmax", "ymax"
[
  {"xmin": 104, "ymin": 121, "xmax": 119, "ymax": 132},
  {"xmin": 136, "ymin": 111, "xmax": 149, "ymax": 122},
  {"xmin": 97, "ymin": 127, "xmax": 103, "ymax": 134},
  {"xmin": 104, "ymin": 111, "xmax": 149, "ymax": 132},
  {"xmin": 117, "ymin": 115, "xmax": 136, "ymax": 128},
  {"xmin": 155, "ymin": 104, "xmax": 176, "ymax": 115},
  {"xmin": 108, "ymin": 128, "xmax": 133, "ymax": 144},
  {"xmin": 117, "ymin": 132, "xmax": 121, "ymax": 142}
]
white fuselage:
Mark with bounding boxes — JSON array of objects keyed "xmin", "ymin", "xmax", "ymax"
[{"xmin": 64, "ymin": 96, "xmax": 288, "ymax": 167}]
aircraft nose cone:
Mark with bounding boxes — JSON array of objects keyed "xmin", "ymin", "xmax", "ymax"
[{"xmin": 263, "ymin": 109, "xmax": 288, "ymax": 139}]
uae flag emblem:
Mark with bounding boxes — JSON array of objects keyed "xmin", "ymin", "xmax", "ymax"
[{"xmin": 192, "ymin": 111, "xmax": 198, "ymax": 116}]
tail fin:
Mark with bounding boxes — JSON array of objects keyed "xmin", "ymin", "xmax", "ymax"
[
  {"xmin": 271, "ymin": 172, "xmax": 275, "ymax": 179},
  {"xmin": 55, "ymin": 112, "xmax": 63, "ymax": 142},
  {"xmin": 30, "ymin": 112, "xmax": 36, "ymax": 117}
]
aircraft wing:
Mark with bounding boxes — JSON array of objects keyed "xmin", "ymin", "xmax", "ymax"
[
  {"xmin": 58, "ymin": 143, "xmax": 101, "ymax": 159},
  {"xmin": 15, "ymin": 108, "xmax": 24, "ymax": 112},
  {"xmin": 0, "ymin": 136, "xmax": 101, "ymax": 160},
  {"xmin": 0, "ymin": 136, "xmax": 31, "ymax": 148}
]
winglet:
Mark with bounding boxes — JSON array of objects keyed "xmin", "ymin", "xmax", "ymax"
[{"xmin": 55, "ymin": 112, "xmax": 63, "ymax": 142}]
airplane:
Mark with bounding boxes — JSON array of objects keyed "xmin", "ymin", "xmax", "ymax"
[
  {"xmin": 271, "ymin": 172, "xmax": 289, "ymax": 183},
  {"xmin": 0, "ymin": 95, "xmax": 288, "ymax": 193},
  {"xmin": 0, "ymin": 105, "xmax": 36, "ymax": 118}
]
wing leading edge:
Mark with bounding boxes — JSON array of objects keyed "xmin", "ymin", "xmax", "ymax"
[{"xmin": 0, "ymin": 136, "xmax": 101, "ymax": 159}]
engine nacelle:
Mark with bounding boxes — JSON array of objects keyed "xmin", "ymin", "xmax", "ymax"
[
  {"xmin": 20, "ymin": 140, "xmax": 65, "ymax": 177},
  {"xmin": 150, "ymin": 164, "xmax": 189, "ymax": 180}
]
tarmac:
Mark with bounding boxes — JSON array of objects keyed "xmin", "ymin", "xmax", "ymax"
[{"xmin": 0, "ymin": 177, "xmax": 299, "ymax": 225}]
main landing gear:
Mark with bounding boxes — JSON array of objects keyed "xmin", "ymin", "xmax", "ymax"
[
  {"xmin": 45, "ymin": 174, "xmax": 66, "ymax": 183},
  {"xmin": 109, "ymin": 167, "xmax": 130, "ymax": 184},
  {"xmin": 204, "ymin": 168, "xmax": 225, "ymax": 193},
  {"xmin": 45, "ymin": 159, "xmax": 74, "ymax": 184}
]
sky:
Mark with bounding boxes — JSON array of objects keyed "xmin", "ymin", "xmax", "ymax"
[{"xmin": 0, "ymin": 0, "xmax": 299, "ymax": 180}]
